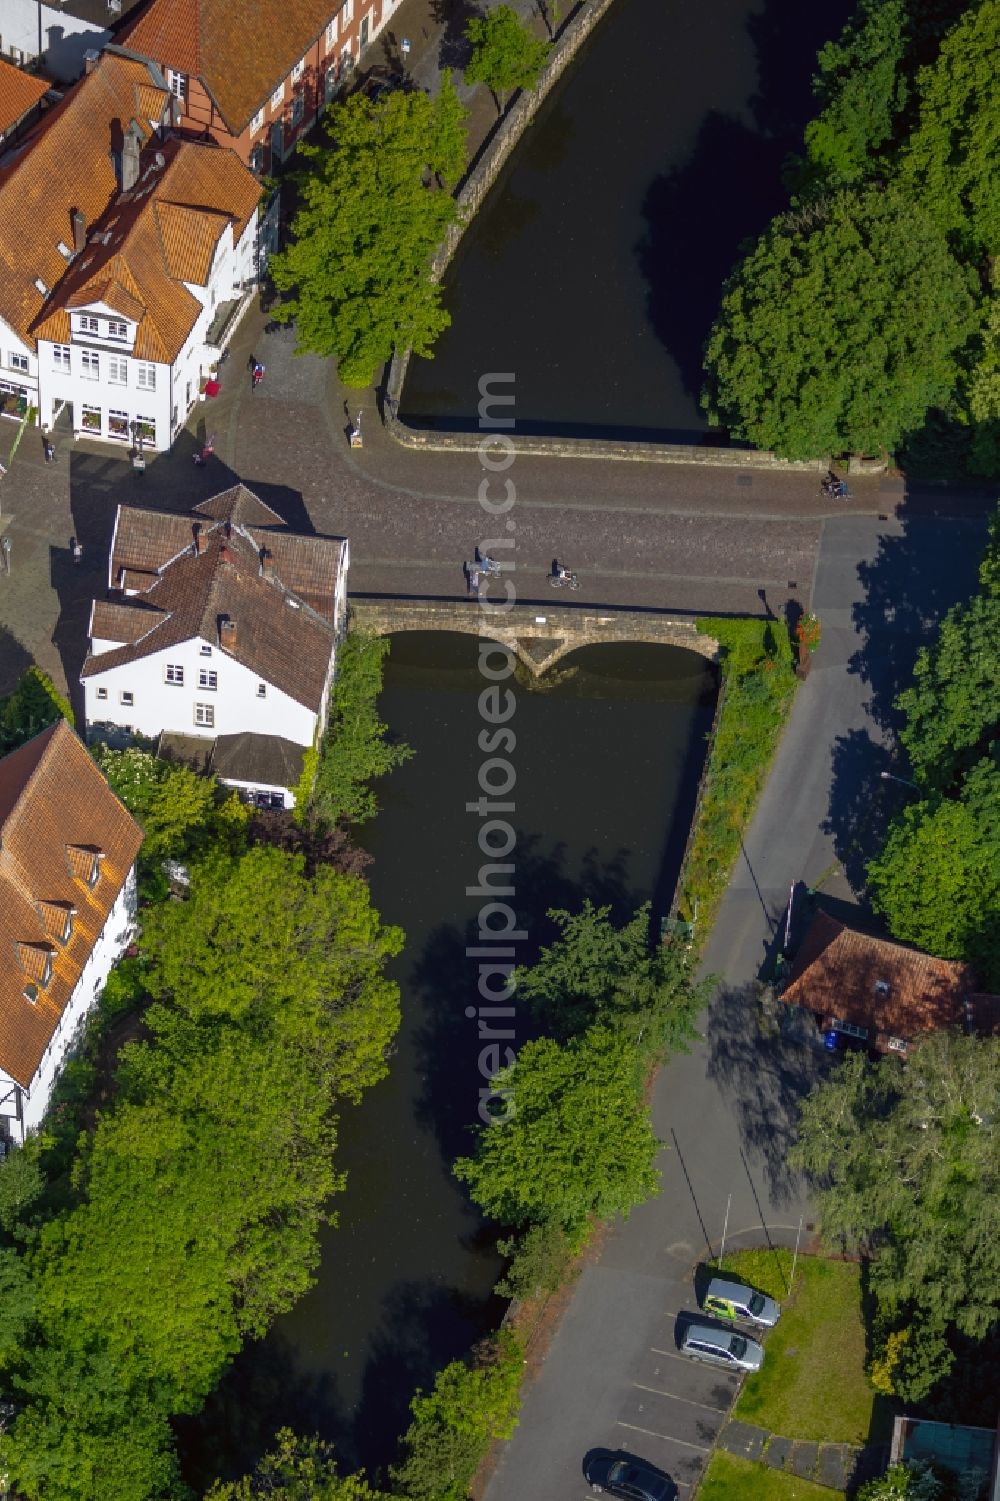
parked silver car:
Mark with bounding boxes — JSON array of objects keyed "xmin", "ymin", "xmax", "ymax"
[
  {"xmin": 680, "ymin": 1322, "xmax": 764, "ymax": 1372},
  {"xmin": 701, "ymin": 1276, "xmax": 781, "ymax": 1329}
]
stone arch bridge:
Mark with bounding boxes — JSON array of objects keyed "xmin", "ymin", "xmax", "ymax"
[{"xmin": 349, "ymin": 597, "xmax": 720, "ymax": 676}]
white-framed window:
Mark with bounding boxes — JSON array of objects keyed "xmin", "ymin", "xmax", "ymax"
[
  {"xmin": 108, "ymin": 409, "xmax": 129, "ymax": 439},
  {"xmin": 78, "ymin": 314, "xmax": 98, "ymax": 333},
  {"xmin": 96, "ymin": 686, "xmax": 108, "ymax": 700},
  {"xmin": 198, "ymin": 668, "xmax": 218, "ymax": 690},
  {"xmin": 324, "ymin": 66, "xmax": 337, "ymax": 102},
  {"xmin": 120, "ymin": 689, "xmax": 134, "ymax": 706},
  {"xmin": 167, "ymin": 69, "xmax": 187, "ymax": 99},
  {"xmin": 271, "ymin": 83, "xmax": 284, "ymax": 111},
  {"xmin": 81, "ymin": 350, "xmax": 99, "ymax": 379},
  {"xmin": 340, "ymin": 43, "xmax": 354, "ymax": 74},
  {"xmin": 291, "ymin": 92, "xmax": 304, "ymax": 126},
  {"xmin": 107, "ymin": 319, "xmax": 128, "ymax": 339},
  {"xmin": 251, "ymin": 143, "xmax": 265, "ymax": 174},
  {"xmin": 53, "ymin": 344, "xmax": 70, "ymax": 371},
  {"xmin": 80, "ymin": 403, "xmax": 102, "ymax": 432},
  {"xmin": 165, "ymin": 663, "xmax": 184, "ymax": 686},
  {"xmin": 108, "ymin": 355, "xmax": 127, "ymax": 385},
  {"xmin": 887, "ymin": 1036, "xmax": 908, "ymax": 1053},
  {"xmin": 200, "ymin": 644, "xmax": 212, "ymax": 656},
  {"xmin": 256, "ymin": 682, "xmax": 267, "ymax": 698},
  {"xmin": 250, "ymin": 107, "xmax": 265, "ymax": 133},
  {"xmin": 326, "ymin": 16, "xmax": 338, "ymax": 46},
  {"xmin": 136, "ymin": 363, "xmax": 156, "ymax": 391},
  {"xmin": 343, "ymin": 0, "xmax": 354, "ymax": 23},
  {"xmin": 291, "ymin": 57, "xmax": 305, "ymax": 82},
  {"xmin": 9, "ymin": 353, "xmax": 28, "ymax": 373},
  {"xmin": 194, "ymin": 703, "xmax": 215, "ymax": 727},
  {"xmin": 134, "ymin": 415, "xmax": 156, "ymax": 443}
]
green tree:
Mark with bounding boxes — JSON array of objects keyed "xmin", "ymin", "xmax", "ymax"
[
  {"xmin": 494, "ymin": 1221, "xmax": 571, "ymax": 1300},
  {"xmin": 514, "ymin": 899, "xmax": 708, "ymax": 1055},
  {"xmin": 857, "ymin": 1461, "xmax": 944, "ymax": 1501},
  {"xmin": 454, "ymin": 1027, "xmax": 660, "ymax": 1239},
  {"xmin": 390, "ymin": 1332, "xmax": 523, "ymax": 1501},
  {"xmin": 311, "ymin": 631, "xmax": 413, "ymax": 828},
  {"xmin": 702, "ymin": 188, "xmax": 979, "ymax": 458},
  {"xmin": 464, "ymin": 6, "xmax": 550, "ymax": 112},
  {"xmin": 965, "ymin": 297, "xmax": 1000, "ymax": 477},
  {"xmin": 270, "ymin": 81, "xmax": 467, "ymax": 386},
  {"xmin": 0, "ymin": 667, "xmax": 73, "ymax": 754},
  {"xmin": 900, "ymin": 0, "xmax": 1000, "ymax": 255},
  {"xmin": 91, "ymin": 744, "xmax": 249, "ymax": 860},
  {"xmin": 207, "ymin": 1430, "xmax": 385, "ymax": 1500},
  {"xmin": 896, "ymin": 592, "xmax": 1000, "ymax": 790},
  {"xmin": 867, "ymin": 756, "xmax": 1000, "ymax": 983},
  {"xmin": 792, "ymin": 1034, "xmax": 1000, "ymax": 1401}
]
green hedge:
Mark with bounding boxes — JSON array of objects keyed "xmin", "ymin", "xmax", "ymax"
[{"xmin": 678, "ymin": 619, "xmax": 797, "ymax": 940}]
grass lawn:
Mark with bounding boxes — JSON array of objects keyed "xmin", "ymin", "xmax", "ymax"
[
  {"xmin": 713, "ymin": 1249, "xmax": 890, "ymax": 1446},
  {"xmin": 698, "ymin": 1451, "xmax": 840, "ymax": 1501}
]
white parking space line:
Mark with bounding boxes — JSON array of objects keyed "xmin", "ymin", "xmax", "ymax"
[
  {"xmin": 649, "ymin": 1344, "xmax": 740, "ymax": 1384},
  {"xmin": 615, "ymin": 1420, "xmax": 712, "ymax": 1453},
  {"xmin": 632, "ymin": 1382, "xmax": 728, "ymax": 1415}
]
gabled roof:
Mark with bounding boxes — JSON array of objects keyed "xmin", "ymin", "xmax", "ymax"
[
  {"xmin": 0, "ymin": 60, "xmax": 49, "ymax": 138},
  {"xmin": 83, "ymin": 485, "xmax": 347, "ymax": 713},
  {"xmin": 32, "ymin": 132, "xmax": 260, "ymax": 364},
  {"xmin": 212, "ymin": 731, "xmax": 306, "ymax": 788},
  {"xmin": 0, "ymin": 51, "xmax": 169, "ymax": 345},
  {"xmin": 120, "ymin": 0, "xmax": 340, "ymax": 133},
  {"xmin": 782, "ymin": 912, "xmax": 976, "ymax": 1048},
  {"xmin": 0, "ymin": 720, "xmax": 142, "ymax": 1090}
]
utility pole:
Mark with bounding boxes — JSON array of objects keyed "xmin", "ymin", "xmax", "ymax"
[
  {"xmin": 788, "ymin": 1214, "xmax": 804, "ymax": 1295},
  {"xmin": 718, "ymin": 1193, "xmax": 731, "ymax": 1267}
]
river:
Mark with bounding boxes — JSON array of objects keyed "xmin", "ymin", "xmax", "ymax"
[
  {"xmin": 182, "ymin": 633, "xmax": 715, "ymax": 1487},
  {"xmin": 401, "ymin": 0, "xmax": 853, "ymax": 440}
]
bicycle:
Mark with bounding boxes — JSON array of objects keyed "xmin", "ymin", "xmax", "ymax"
[{"xmin": 550, "ymin": 570, "xmax": 579, "ymax": 590}]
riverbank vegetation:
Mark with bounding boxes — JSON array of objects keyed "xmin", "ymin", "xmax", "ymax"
[
  {"xmin": 463, "ymin": 6, "xmax": 551, "ymax": 113},
  {"xmin": 0, "ymin": 664, "xmax": 73, "ymax": 752},
  {"xmin": 676, "ymin": 617, "xmax": 797, "ymax": 942},
  {"xmin": 866, "ymin": 509, "xmax": 1000, "ymax": 985},
  {"xmin": 703, "ymin": 0, "xmax": 1000, "ymax": 471},
  {"xmin": 270, "ymin": 80, "xmax": 468, "ymax": 387}
]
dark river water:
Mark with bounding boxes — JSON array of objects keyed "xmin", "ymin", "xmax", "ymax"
[
  {"xmin": 401, "ymin": 0, "xmax": 853, "ymax": 440},
  {"xmin": 183, "ymin": 633, "xmax": 715, "ymax": 1486}
]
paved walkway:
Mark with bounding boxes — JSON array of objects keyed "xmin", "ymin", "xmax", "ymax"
[{"xmin": 718, "ymin": 1421, "xmax": 887, "ymax": 1494}]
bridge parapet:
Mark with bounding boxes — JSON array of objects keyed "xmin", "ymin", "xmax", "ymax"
[{"xmin": 350, "ymin": 597, "xmax": 719, "ymax": 676}]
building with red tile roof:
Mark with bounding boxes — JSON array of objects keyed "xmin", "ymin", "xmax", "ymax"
[
  {"xmin": 0, "ymin": 59, "xmax": 49, "ymax": 146},
  {"xmin": 0, "ymin": 718, "xmax": 142, "ymax": 1145},
  {"xmin": 781, "ymin": 911, "xmax": 1000, "ymax": 1055}
]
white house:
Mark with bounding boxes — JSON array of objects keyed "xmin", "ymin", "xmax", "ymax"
[
  {"xmin": 82, "ymin": 485, "xmax": 350, "ymax": 808},
  {"xmin": 0, "ymin": 47, "xmax": 261, "ymax": 450},
  {"xmin": 0, "ymin": 718, "xmax": 143, "ymax": 1147}
]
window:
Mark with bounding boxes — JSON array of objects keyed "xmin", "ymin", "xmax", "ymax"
[
  {"xmin": 78, "ymin": 314, "xmax": 98, "ymax": 333},
  {"xmin": 324, "ymin": 65, "xmax": 337, "ymax": 101},
  {"xmin": 80, "ymin": 404, "xmax": 102, "ymax": 432},
  {"xmin": 86, "ymin": 854, "xmax": 101, "ymax": 889},
  {"xmin": 291, "ymin": 92, "xmax": 304, "ymax": 126},
  {"xmin": 198, "ymin": 668, "xmax": 218, "ymax": 690},
  {"xmin": 136, "ymin": 363, "xmax": 156, "ymax": 391},
  {"xmin": 167, "ymin": 69, "xmax": 187, "ymax": 100},
  {"xmin": 194, "ymin": 703, "xmax": 215, "ymax": 728},
  {"xmin": 831, "ymin": 1019, "xmax": 869, "ymax": 1039},
  {"xmin": 200, "ymin": 644, "xmax": 212, "ymax": 656},
  {"xmin": 81, "ymin": 349, "xmax": 99, "ymax": 379},
  {"xmin": 120, "ymin": 690, "xmax": 134, "ymax": 706},
  {"xmin": 58, "ymin": 910, "xmax": 74, "ymax": 944},
  {"xmin": 250, "ymin": 107, "xmax": 264, "ymax": 133},
  {"xmin": 40, "ymin": 952, "xmax": 54, "ymax": 988},
  {"xmin": 107, "ymin": 319, "xmax": 127, "ymax": 339},
  {"xmin": 53, "ymin": 344, "xmax": 70, "ymax": 371},
  {"xmin": 256, "ymin": 682, "xmax": 267, "ymax": 698},
  {"xmin": 57, "ymin": 240, "xmax": 73, "ymax": 259},
  {"xmin": 887, "ymin": 1036, "xmax": 908, "ymax": 1053},
  {"xmin": 271, "ymin": 83, "xmax": 284, "ymax": 111},
  {"xmin": 9, "ymin": 353, "xmax": 28, "ymax": 373},
  {"xmin": 291, "ymin": 57, "xmax": 305, "ymax": 82},
  {"xmin": 96, "ymin": 686, "xmax": 108, "ymax": 701},
  {"xmin": 108, "ymin": 409, "xmax": 129, "ymax": 439},
  {"xmin": 340, "ymin": 43, "xmax": 354, "ymax": 74},
  {"xmin": 108, "ymin": 355, "xmax": 127, "ymax": 385},
  {"xmin": 326, "ymin": 16, "xmax": 337, "ymax": 46},
  {"xmin": 165, "ymin": 663, "xmax": 184, "ymax": 686},
  {"xmin": 250, "ymin": 143, "xmax": 264, "ymax": 175},
  {"xmin": 343, "ymin": 0, "xmax": 354, "ymax": 22},
  {"xmin": 24, "ymin": 983, "xmax": 38, "ymax": 1005}
]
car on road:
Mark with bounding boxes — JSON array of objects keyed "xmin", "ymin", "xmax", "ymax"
[
  {"xmin": 701, "ymin": 1275, "xmax": 781, "ymax": 1328},
  {"xmin": 680, "ymin": 1322, "xmax": 765, "ymax": 1372},
  {"xmin": 585, "ymin": 1453, "xmax": 675, "ymax": 1500}
]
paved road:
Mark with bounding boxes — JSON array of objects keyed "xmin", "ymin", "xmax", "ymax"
[{"xmin": 481, "ymin": 508, "xmax": 986, "ymax": 1501}]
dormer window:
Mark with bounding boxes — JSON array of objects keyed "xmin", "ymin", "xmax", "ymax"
[
  {"xmin": 41, "ymin": 951, "xmax": 53, "ymax": 987},
  {"xmin": 24, "ymin": 983, "xmax": 38, "ymax": 1005},
  {"xmin": 108, "ymin": 320, "xmax": 127, "ymax": 340},
  {"xmin": 60, "ymin": 909, "xmax": 74, "ymax": 942},
  {"xmin": 86, "ymin": 854, "xmax": 102, "ymax": 888},
  {"xmin": 167, "ymin": 70, "xmax": 187, "ymax": 100},
  {"xmin": 78, "ymin": 314, "xmax": 98, "ymax": 334}
]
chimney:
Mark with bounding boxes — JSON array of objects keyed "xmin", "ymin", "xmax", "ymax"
[
  {"xmin": 121, "ymin": 118, "xmax": 143, "ymax": 193},
  {"xmin": 71, "ymin": 209, "xmax": 87, "ymax": 254},
  {"xmin": 192, "ymin": 523, "xmax": 204, "ymax": 555},
  {"xmin": 259, "ymin": 548, "xmax": 274, "ymax": 579},
  {"xmin": 219, "ymin": 618, "xmax": 238, "ymax": 652},
  {"xmin": 83, "ymin": 49, "xmax": 100, "ymax": 74}
]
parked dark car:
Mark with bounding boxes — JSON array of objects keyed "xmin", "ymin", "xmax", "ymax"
[{"xmin": 585, "ymin": 1452, "xmax": 675, "ymax": 1500}]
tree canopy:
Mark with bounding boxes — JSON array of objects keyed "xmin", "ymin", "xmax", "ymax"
[
  {"xmin": 310, "ymin": 630, "xmax": 413, "ymax": 828},
  {"xmin": 702, "ymin": 188, "xmax": 979, "ymax": 459},
  {"xmin": 0, "ymin": 667, "xmax": 73, "ymax": 755},
  {"xmin": 463, "ymin": 6, "xmax": 550, "ymax": 111},
  {"xmin": 454, "ymin": 1026, "xmax": 660, "ymax": 1239},
  {"xmin": 792, "ymin": 1034, "xmax": 1000, "ymax": 1401},
  {"xmin": 269, "ymin": 79, "xmax": 467, "ymax": 387},
  {"xmin": 207, "ymin": 1431, "xmax": 386, "ymax": 1500}
]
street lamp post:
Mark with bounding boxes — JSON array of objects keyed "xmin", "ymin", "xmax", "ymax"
[{"xmin": 879, "ymin": 770, "xmax": 920, "ymax": 791}]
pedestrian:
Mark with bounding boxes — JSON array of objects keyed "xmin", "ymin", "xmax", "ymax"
[
  {"xmin": 71, "ymin": 538, "xmax": 83, "ymax": 566},
  {"xmin": 44, "ymin": 438, "xmax": 55, "ymax": 463}
]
